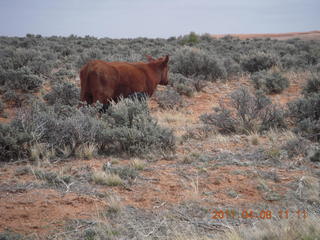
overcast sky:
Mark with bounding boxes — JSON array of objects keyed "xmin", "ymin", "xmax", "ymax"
[{"xmin": 0, "ymin": 0, "xmax": 319, "ymax": 38}]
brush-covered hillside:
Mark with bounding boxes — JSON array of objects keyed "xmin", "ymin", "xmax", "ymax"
[{"xmin": 0, "ymin": 33, "xmax": 320, "ymax": 240}]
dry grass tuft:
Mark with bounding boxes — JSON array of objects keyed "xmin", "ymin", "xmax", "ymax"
[
  {"xmin": 130, "ymin": 158, "xmax": 146, "ymax": 170},
  {"xmin": 75, "ymin": 143, "xmax": 97, "ymax": 160},
  {"xmin": 92, "ymin": 171, "xmax": 123, "ymax": 186},
  {"xmin": 30, "ymin": 143, "xmax": 55, "ymax": 163},
  {"xmin": 106, "ymin": 194, "xmax": 122, "ymax": 214},
  {"xmin": 184, "ymin": 175, "xmax": 201, "ymax": 202}
]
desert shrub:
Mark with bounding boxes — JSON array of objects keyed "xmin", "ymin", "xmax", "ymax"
[
  {"xmin": 175, "ymin": 83, "xmax": 195, "ymax": 97},
  {"xmin": 310, "ymin": 149, "xmax": 320, "ymax": 162},
  {"xmin": 0, "ymin": 122, "xmax": 32, "ymax": 161},
  {"xmin": 288, "ymin": 93, "xmax": 320, "ymax": 141},
  {"xmin": 103, "ymin": 164, "xmax": 138, "ymax": 181},
  {"xmin": 6, "ymin": 97, "xmax": 175, "ymax": 160},
  {"xmin": 314, "ymin": 63, "xmax": 320, "ymax": 72},
  {"xmin": 281, "ymin": 137, "xmax": 309, "ymax": 158},
  {"xmin": 169, "ymin": 73, "xmax": 196, "ymax": 96},
  {"xmin": 0, "ymin": 231, "xmax": 24, "ymax": 240},
  {"xmin": 76, "ymin": 48, "xmax": 103, "ymax": 68},
  {"xmin": 0, "ymin": 99, "xmax": 4, "ymax": 113},
  {"xmin": 9, "ymin": 102, "xmax": 103, "ymax": 158},
  {"xmin": 2, "ymin": 90, "xmax": 19, "ymax": 103},
  {"xmin": 34, "ymin": 169, "xmax": 71, "ymax": 186},
  {"xmin": 2, "ymin": 90, "xmax": 36, "ymax": 107},
  {"xmin": 170, "ymin": 73, "xmax": 207, "ymax": 95},
  {"xmin": 44, "ymin": 81, "xmax": 80, "ymax": 106},
  {"xmin": 182, "ymin": 124, "xmax": 216, "ymax": 141},
  {"xmin": 281, "ymin": 53, "xmax": 309, "ymax": 69},
  {"xmin": 0, "ymin": 67, "xmax": 6, "ymax": 85},
  {"xmin": 201, "ymin": 88, "xmax": 286, "ymax": 134},
  {"xmin": 201, "ymin": 108, "xmax": 237, "ymax": 134},
  {"xmin": 171, "ymin": 47, "xmax": 226, "ymax": 80},
  {"xmin": 27, "ymin": 56, "xmax": 54, "ymax": 75},
  {"xmin": 155, "ymin": 88, "xmax": 183, "ymax": 109},
  {"xmin": 0, "ymin": 47, "xmax": 55, "ymax": 75},
  {"xmin": 302, "ymin": 73, "xmax": 320, "ymax": 97},
  {"xmin": 53, "ymin": 68, "xmax": 76, "ymax": 81},
  {"xmin": 251, "ymin": 71, "xmax": 289, "ymax": 94},
  {"xmin": 241, "ymin": 51, "xmax": 277, "ymax": 73},
  {"xmin": 179, "ymin": 32, "xmax": 200, "ymax": 45},
  {"xmin": 100, "ymin": 98, "xmax": 175, "ymax": 155},
  {"xmin": 223, "ymin": 57, "xmax": 241, "ymax": 78},
  {"xmin": 1, "ymin": 66, "xmax": 43, "ymax": 91}
]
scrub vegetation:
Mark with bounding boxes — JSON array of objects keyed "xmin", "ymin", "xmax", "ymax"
[{"xmin": 0, "ymin": 32, "xmax": 319, "ymax": 239}]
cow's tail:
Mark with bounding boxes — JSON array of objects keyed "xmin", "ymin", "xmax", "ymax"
[{"xmin": 80, "ymin": 64, "xmax": 93, "ymax": 105}]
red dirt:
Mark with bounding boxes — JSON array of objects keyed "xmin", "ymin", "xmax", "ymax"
[
  {"xmin": 0, "ymin": 189, "xmax": 107, "ymax": 236},
  {"xmin": 212, "ymin": 30, "xmax": 320, "ymax": 40}
]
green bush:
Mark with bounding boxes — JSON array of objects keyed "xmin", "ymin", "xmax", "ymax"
[
  {"xmin": 44, "ymin": 81, "xmax": 80, "ymax": 106},
  {"xmin": 179, "ymin": 32, "xmax": 200, "ymax": 45},
  {"xmin": 251, "ymin": 71, "xmax": 289, "ymax": 94}
]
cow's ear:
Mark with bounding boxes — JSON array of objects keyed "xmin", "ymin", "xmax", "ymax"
[
  {"xmin": 145, "ymin": 55, "xmax": 155, "ymax": 62},
  {"xmin": 163, "ymin": 55, "xmax": 169, "ymax": 65}
]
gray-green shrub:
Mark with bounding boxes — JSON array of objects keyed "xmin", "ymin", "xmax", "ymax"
[
  {"xmin": 201, "ymin": 88, "xmax": 286, "ymax": 134},
  {"xmin": 0, "ymin": 67, "xmax": 43, "ymax": 91},
  {"xmin": 288, "ymin": 93, "xmax": 320, "ymax": 141},
  {"xmin": 302, "ymin": 73, "xmax": 320, "ymax": 97},
  {"xmin": 155, "ymin": 88, "xmax": 183, "ymax": 109},
  {"xmin": 0, "ymin": 99, "xmax": 4, "ymax": 114},
  {"xmin": 44, "ymin": 81, "xmax": 80, "ymax": 106},
  {"xmin": 171, "ymin": 47, "xmax": 226, "ymax": 80},
  {"xmin": 100, "ymin": 97, "xmax": 175, "ymax": 155},
  {"xmin": 0, "ymin": 122, "xmax": 32, "ymax": 161},
  {"xmin": 251, "ymin": 71, "xmax": 289, "ymax": 94},
  {"xmin": 1, "ymin": 97, "xmax": 175, "ymax": 161},
  {"xmin": 76, "ymin": 48, "xmax": 103, "ymax": 68},
  {"xmin": 242, "ymin": 51, "xmax": 277, "ymax": 73}
]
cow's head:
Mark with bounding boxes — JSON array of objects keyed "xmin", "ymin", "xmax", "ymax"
[
  {"xmin": 159, "ymin": 55, "xmax": 169, "ymax": 85},
  {"xmin": 146, "ymin": 55, "xmax": 169, "ymax": 85}
]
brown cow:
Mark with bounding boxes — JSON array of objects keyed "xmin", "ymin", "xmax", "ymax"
[{"xmin": 79, "ymin": 55, "xmax": 169, "ymax": 106}]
